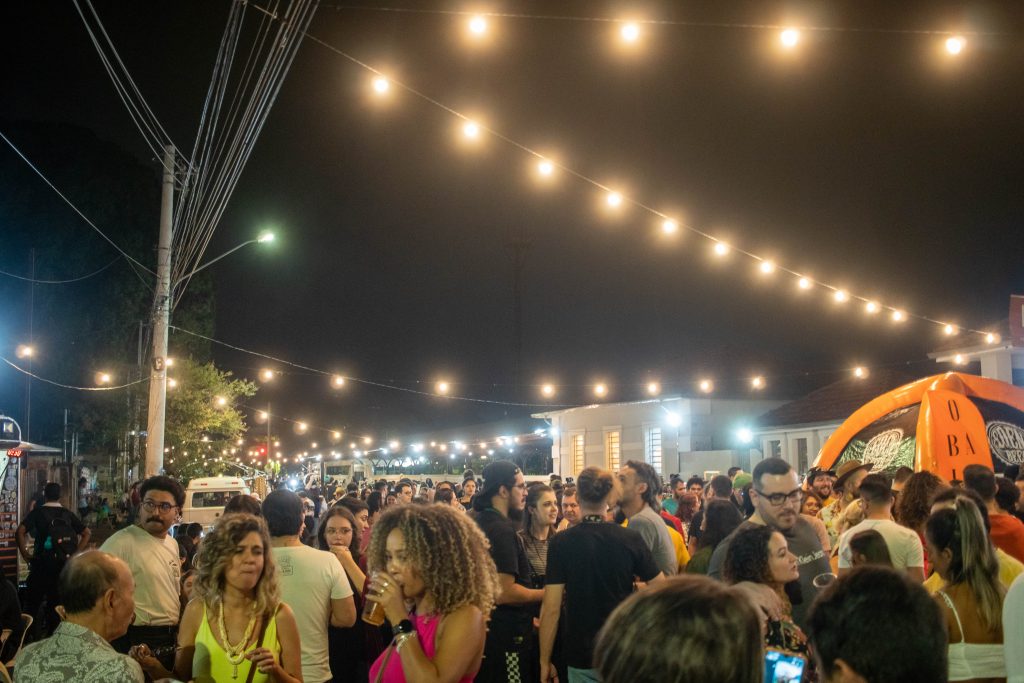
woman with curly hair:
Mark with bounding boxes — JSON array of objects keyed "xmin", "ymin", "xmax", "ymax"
[
  {"xmin": 365, "ymin": 504, "xmax": 500, "ymax": 682},
  {"xmin": 132, "ymin": 513, "xmax": 302, "ymax": 682},
  {"xmin": 723, "ymin": 524, "xmax": 810, "ymax": 663},
  {"xmin": 896, "ymin": 471, "xmax": 949, "ymax": 576}
]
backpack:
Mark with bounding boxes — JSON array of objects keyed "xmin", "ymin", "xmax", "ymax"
[{"xmin": 39, "ymin": 509, "xmax": 78, "ymax": 565}]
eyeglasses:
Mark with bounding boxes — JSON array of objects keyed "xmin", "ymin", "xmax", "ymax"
[
  {"xmin": 754, "ymin": 488, "xmax": 803, "ymax": 507},
  {"xmin": 142, "ymin": 500, "xmax": 177, "ymax": 514}
]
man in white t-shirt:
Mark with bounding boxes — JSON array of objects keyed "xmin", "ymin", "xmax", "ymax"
[
  {"xmin": 263, "ymin": 489, "xmax": 356, "ymax": 683},
  {"xmin": 100, "ymin": 475, "xmax": 184, "ymax": 671},
  {"xmin": 837, "ymin": 474, "xmax": 925, "ymax": 582}
]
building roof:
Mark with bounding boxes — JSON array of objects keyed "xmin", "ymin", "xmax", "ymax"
[
  {"xmin": 532, "ymin": 396, "xmax": 683, "ymax": 419},
  {"xmin": 755, "ymin": 367, "xmax": 919, "ymax": 429}
]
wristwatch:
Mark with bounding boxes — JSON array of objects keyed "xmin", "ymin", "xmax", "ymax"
[{"xmin": 394, "ymin": 619, "xmax": 415, "ymax": 635}]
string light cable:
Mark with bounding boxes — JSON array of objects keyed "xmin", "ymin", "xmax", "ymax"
[
  {"xmin": 0, "ymin": 129, "xmax": 156, "ymax": 281},
  {"xmin": 0, "ymin": 256, "xmax": 121, "ymax": 284},
  {"xmin": 170, "ymin": 324, "xmax": 571, "ymax": 408},
  {"xmin": 1, "ymin": 357, "xmax": 148, "ymax": 392},
  {"xmin": 247, "ymin": 3, "xmax": 997, "ymax": 345},
  {"xmin": 322, "ymin": 6, "xmax": 1006, "ymax": 38}
]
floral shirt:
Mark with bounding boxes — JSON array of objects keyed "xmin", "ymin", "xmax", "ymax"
[{"xmin": 14, "ymin": 621, "xmax": 144, "ymax": 683}]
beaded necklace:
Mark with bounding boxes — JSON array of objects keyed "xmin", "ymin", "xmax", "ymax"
[{"xmin": 217, "ymin": 600, "xmax": 258, "ymax": 679}]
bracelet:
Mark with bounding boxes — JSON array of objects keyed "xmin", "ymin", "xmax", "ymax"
[{"xmin": 393, "ymin": 631, "xmax": 417, "ymax": 652}]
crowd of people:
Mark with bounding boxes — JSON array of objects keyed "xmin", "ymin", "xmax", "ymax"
[{"xmin": 4, "ymin": 457, "xmax": 1024, "ymax": 682}]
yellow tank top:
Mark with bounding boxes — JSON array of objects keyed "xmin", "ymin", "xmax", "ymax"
[{"xmin": 193, "ymin": 604, "xmax": 280, "ymax": 683}]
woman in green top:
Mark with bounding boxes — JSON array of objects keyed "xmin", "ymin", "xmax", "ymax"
[
  {"xmin": 686, "ymin": 499, "xmax": 743, "ymax": 575},
  {"xmin": 133, "ymin": 513, "xmax": 303, "ymax": 682}
]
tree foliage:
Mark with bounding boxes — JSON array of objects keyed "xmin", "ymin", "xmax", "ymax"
[{"xmin": 163, "ymin": 359, "xmax": 256, "ymax": 484}]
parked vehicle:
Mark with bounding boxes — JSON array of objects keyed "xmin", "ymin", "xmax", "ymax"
[{"xmin": 181, "ymin": 476, "xmax": 251, "ymax": 528}]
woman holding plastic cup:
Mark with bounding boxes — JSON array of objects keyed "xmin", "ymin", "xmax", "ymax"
[{"xmin": 365, "ymin": 504, "xmax": 500, "ymax": 682}]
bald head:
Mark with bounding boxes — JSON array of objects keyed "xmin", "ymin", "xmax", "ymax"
[{"xmin": 59, "ymin": 550, "xmax": 129, "ymax": 614}]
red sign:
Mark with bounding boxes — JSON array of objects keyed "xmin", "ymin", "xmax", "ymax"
[{"xmin": 5, "ymin": 448, "xmax": 23, "ymax": 459}]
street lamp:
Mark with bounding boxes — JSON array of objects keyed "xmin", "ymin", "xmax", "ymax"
[{"xmin": 147, "ymin": 229, "xmax": 277, "ymax": 477}]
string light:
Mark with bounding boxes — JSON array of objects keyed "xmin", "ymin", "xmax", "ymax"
[
  {"xmin": 853, "ymin": 366, "xmax": 867, "ymax": 378},
  {"xmin": 96, "ymin": 372, "xmax": 112, "ymax": 385},
  {"xmin": 834, "ymin": 290, "xmax": 849, "ymax": 303},
  {"xmin": 331, "ymin": 375, "xmax": 346, "ymax": 388},
  {"xmin": 946, "ymin": 36, "xmax": 965, "ymax": 55},
  {"xmin": 541, "ymin": 383, "xmax": 555, "ymax": 397},
  {"xmin": 751, "ymin": 376, "xmax": 765, "ymax": 389},
  {"xmin": 594, "ymin": 383, "xmax": 608, "ymax": 397},
  {"xmin": 699, "ymin": 379, "xmax": 713, "ymax": 393},
  {"xmin": 986, "ymin": 333, "xmax": 1000, "ymax": 344},
  {"xmin": 165, "ymin": 357, "xmax": 175, "ymax": 367},
  {"xmin": 363, "ymin": 436, "xmax": 373, "ymax": 445},
  {"xmin": 468, "ymin": 15, "xmax": 487, "ymax": 35},
  {"xmin": 167, "ymin": 378, "xmax": 178, "ymax": 389},
  {"xmin": 646, "ymin": 381, "xmax": 661, "ymax": 396},
  {"xmin": 372, "ymin": 76, "xmax": 390, "ymax": 94},
  {"xmin": 797, "ymin": 277, "xmax": 812, "ymax": 290},
  {"xmin": 606, "ymin": 191, "xmax": 623, "ymax": 208},
  {"xmin": 436, "ymin": 380, "xmax": 450, "ymax": 395},
  {"xmin": 259, "ymin": 368, "xmax": 274, "ymax": 382},
  {"xmin": 759, "ymin": 260, "xmax": 776, "ymax": 275},
  {"xmin": 865, "ymin": 301, "xmax": 879, "ymax": 314},
  {"xmin": 780, "ymin": 28, "xmax": 800, "ymax": 48},
  {"xmin": 713, "ymin": 242, "xmax": 729, "ymax": 257},
  {"xmin": 943, "ymin": 324, "xmax": 957, "ymax": 336},
  {"xmin": 214, "ymin": 396, "xmax": 228, "ymax": 407},
  {"xmin": 331, "ymin": 430, "xmax": 342, "ymax": 440},
  {"xmin": 296, "ymin": 421, "xmax": 308, "ymax": 433},
  {"xmin": 620, "ymin": 23, "xmax": 640, "ymax": 43},
  {"xmin": 954, "ymin": 354, "xmax": 966, "ymax": 365},
  {"xmin": 15, "ymin": 344, "xmax": 34, "ymax": 359},
  {"xmin": 537, "ymin": 159, "xmax": 554, "ymax": 176},
  {"xmin": 661, "ymin": 219, "xmax": 678, "ymax": 235},
  {"xmin": 891, "ymin": 310, "xmax": 906, "ymax": 323},
  {"xmin": 462, "ymin": 121, "xmax": 480, "ymax": 138}
]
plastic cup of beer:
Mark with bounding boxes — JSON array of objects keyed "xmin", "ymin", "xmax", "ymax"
[{"xmin": 362, "ymin": 572, "xmax": 387, "ymax": 626}]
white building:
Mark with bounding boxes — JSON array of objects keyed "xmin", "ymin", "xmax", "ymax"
[{"xmin": 533, "ymin": 395, "xmax": 784, "ymax": 481}]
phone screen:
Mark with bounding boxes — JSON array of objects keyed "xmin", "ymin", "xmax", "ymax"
[{"xmin": 764, "ymin": 649, "xmax": 806, "ymax": 683}]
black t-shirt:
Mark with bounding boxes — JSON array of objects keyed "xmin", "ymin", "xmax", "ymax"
[
  {"xmin": 546, "ymin": 521, "xmax": 661, "ymax": 668},
  {"xmin": 22, "ymin": 505, "xmax": 86, "ymax": 555},
  {"xmin": 470, "ymin": 508, "xmax": 532, "ymax": 622}
]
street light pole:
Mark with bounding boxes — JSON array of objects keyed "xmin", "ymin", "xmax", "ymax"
[{"xmin": 144, "ymin": 145, "xmax": 175, "ymax": 477}]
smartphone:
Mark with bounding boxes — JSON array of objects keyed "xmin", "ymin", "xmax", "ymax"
[{"xmin": 764, "ymin": 649, "xmax": 806, "ymax": 683}]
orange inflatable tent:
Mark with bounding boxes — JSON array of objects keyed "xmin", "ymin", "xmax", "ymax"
[{"xmin": 815, "ymin": 372, "xmax": 1024, "ymax": 481}]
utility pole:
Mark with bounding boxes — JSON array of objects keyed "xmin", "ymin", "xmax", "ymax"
[{"xmin": 145, "ymin": 145, "xmax": 175, "ymax": 477}]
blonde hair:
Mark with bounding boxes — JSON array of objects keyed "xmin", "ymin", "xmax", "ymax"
[
  {"xmin": 193, "ymin": 513, "xmax": 280, "ymax": 618},
  {"xmin": 836, "ymin": 498, "xmax": 866, "ymax": 536},
  {"xmin": 367, "ymin": 505, "xmax": 499, "ymax": 616}
]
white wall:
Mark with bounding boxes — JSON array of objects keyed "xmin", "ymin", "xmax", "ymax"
[
  {"xmin": 545, "ymin": 396, "xmax": 784, "ymax": 480},
  {"xmin": 756, "ymin": 424, "xmax": 840, "ymax": 474}
]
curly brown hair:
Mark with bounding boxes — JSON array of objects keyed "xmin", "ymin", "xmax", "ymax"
[
  {"xmin": 193, "ymin": 513, "xmax": 279, "ymax": 619},
  {"xmin": 895, "ymin": 471, "xmax": 948, "ymax": 533},
  {"xmin": 722, "ymin": 524, "xmax": 774, "ymax": 585},
  {"xmin": 367, "ymin": 505, "xmax": 499, "ymax": 616}
]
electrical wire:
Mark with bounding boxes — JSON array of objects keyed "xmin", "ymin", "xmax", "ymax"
[
  {"xmin": 1, "ymin": 357, "xmax": 148, "ymax": 392},
  {"xmin": 0, "ymin": 257, "xmax": 121, "ymax": 284},
  {"xmin": 322, "ymin": 5, "xmax": 1008, "ymax": 37},
  {"xmin": 0, "ymin": 129, "xmax": 156, "ymax": 278}
]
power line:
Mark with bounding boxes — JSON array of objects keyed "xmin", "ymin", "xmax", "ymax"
[
  {"xmin": 0, "ymin": 257, "xmax": 121, "ymax": 284},
  {"xmin": 1, "ymin": 357, "xmax": 148, "ymax": 392},
  {"xmin": 0, "ymin": 129, "xmax": 156, "ymax": 277}
]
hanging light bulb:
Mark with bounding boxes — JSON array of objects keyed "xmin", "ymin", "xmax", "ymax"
[
  {"xmin": 647, "ymin": 381, "xmax": 661, "ymax": 396},
  {"xmin": 541, "ymin": 383, "xmax": 555, "ymax": 398},
  {"xmin": 797, "ymin": 277, "xmax": 812, "ymax": 290},
  {"xmin": 594, "ymin": 383, "xmax": 608, "ymax": 397},
  {"xmin": 865, "ymin": 301, "xmax": 880, "ymax": 314},
  {"xmin": 751, "ymin": 376, "xmax": 765, "ymax": 389},
  {"xmin": 945, "ymin": 36, "xmax": 965, "ymax": 55},
  {"xmin": 891, "ymin": 310, "xmax": 906, "ymax": 323},
  {"xmin": 943, "ymin": 324, "xmax": 957, "ymax": 336},
  {"xmin": 699, "ymin": 379, "xmax": 713, "ymax": 394},
  {"xmin": 760, "ymin": 260, "xmax": 776, "ymax": 275},
  {"xmin": 780, "ymin": 28, "xmax": 800, "ymax": 48},
  {"xmin": 834, "ymin": 290, "xmax": 849, "ymax": 303},
  {"xmin": 620, "ymin": 23, "xmax": 640, "ymax": 43}
]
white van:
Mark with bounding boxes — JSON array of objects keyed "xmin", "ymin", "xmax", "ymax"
[{"xmin": 181, "ymin": 476, "xmax": 251, "ymax": 529}]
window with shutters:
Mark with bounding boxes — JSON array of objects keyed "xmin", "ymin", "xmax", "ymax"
[{"xmin": 605, "ymin": 430, "xmax": 621, "ymax": 471}]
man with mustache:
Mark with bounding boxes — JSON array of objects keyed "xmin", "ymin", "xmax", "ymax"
[{"xmin": 101, "ymin": 475, "xmax": 184, "ymax": 671}]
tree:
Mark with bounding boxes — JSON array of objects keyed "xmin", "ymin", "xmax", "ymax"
[{"xmin": 162, "ymin": 359, "xmax": 256, "ymax": 484}]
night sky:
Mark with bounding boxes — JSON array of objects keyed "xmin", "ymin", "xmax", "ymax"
[{"xmin": 4, "ymin": 1, "xmax": 1024, "ymax": 448}]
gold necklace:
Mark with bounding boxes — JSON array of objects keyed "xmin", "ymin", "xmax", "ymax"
[{"xmin": 217, "ymin": 601, "xmax": 258, "ymax": 679}]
